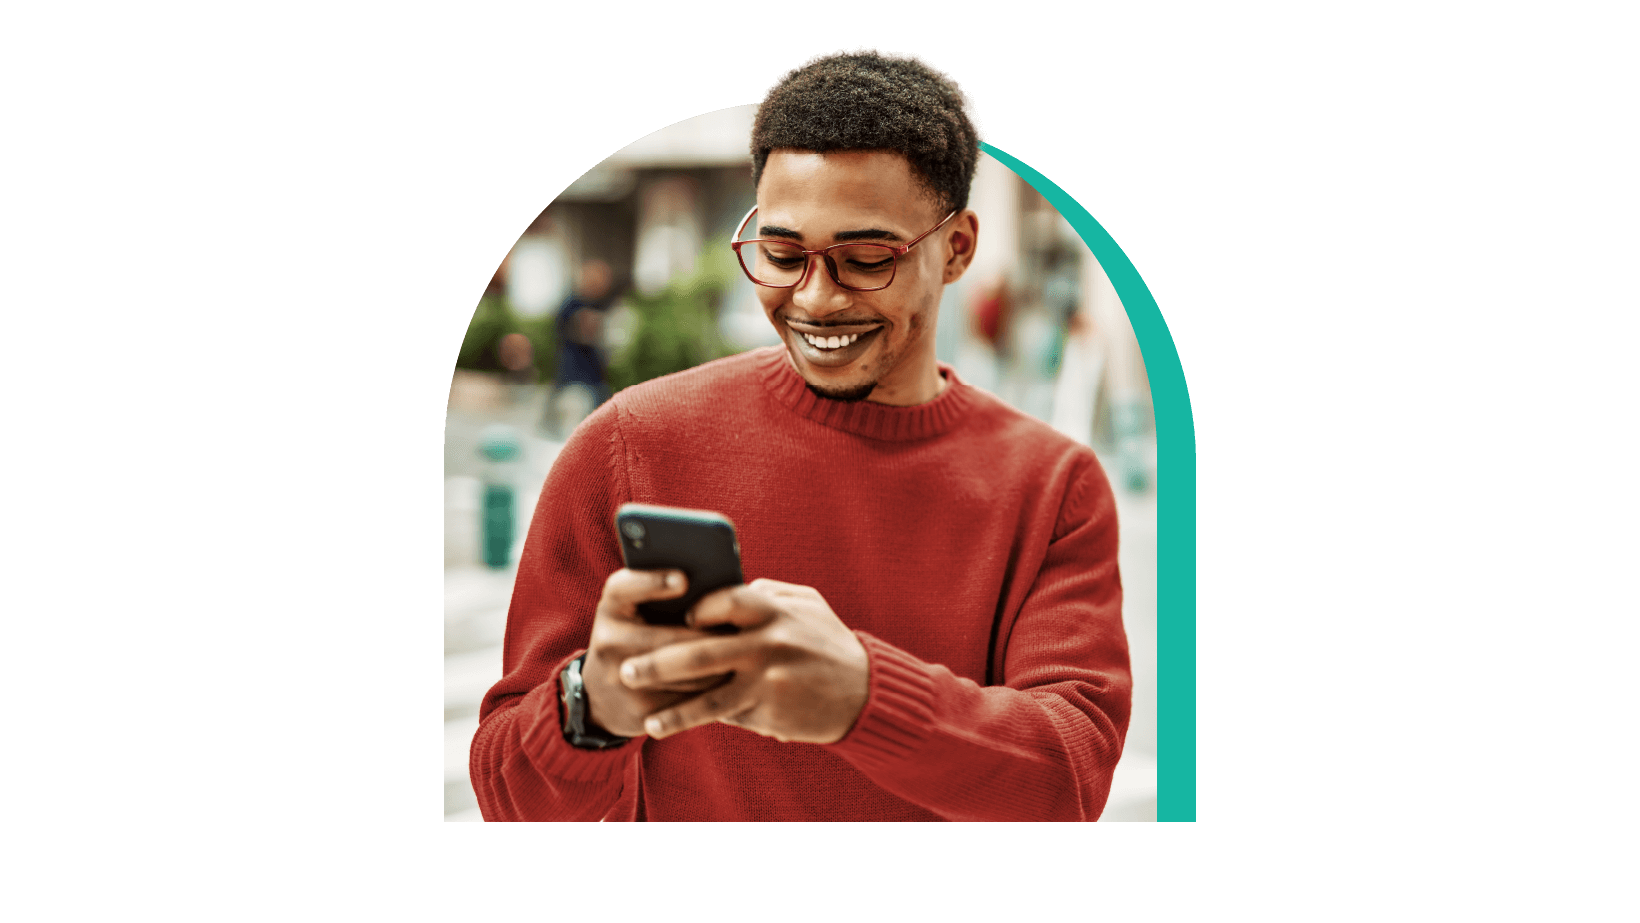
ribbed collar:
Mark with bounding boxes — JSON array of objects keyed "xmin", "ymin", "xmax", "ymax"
[{"xmin": 754, "ymin": 346, "xmax": 980, "ymax": 441}]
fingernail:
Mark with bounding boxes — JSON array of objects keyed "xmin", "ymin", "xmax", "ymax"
[
  {"xmin": 620, "ymin": 661, "xmax": 637, "ymax": 682},
  {"xmin": 664, "ymin": 571, "xmax": 680, "ymax": 588},
  {"xmin": 644, "ymin": 716, "xmax": 664, "ymax": 737}
]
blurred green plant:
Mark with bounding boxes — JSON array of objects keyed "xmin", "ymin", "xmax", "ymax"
[
  {"xmin": 606, "ymin": 236, "xmax": 739, "ymax": 393},
  {"xmin": 458, "ymin": 238, "xmax": 746, "ymax": 392},
  {"xmin": 456, "ymin": 294, "xmax": 558, "ymax": 383}
]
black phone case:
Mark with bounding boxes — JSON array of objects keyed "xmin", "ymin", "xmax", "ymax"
[{"xmin": 615, "ymin": 503, "xmax": 744, "ymax": 626}]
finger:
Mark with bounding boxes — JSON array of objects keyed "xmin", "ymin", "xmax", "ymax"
[
  {"xmin": 591, "ymin": 618, "xmax": 727, "ymax": 695},
  {"xmin": 642, "ymin": 676, "xmax": 756, "ymax": 739},
  {"xmin": 619, "ymin": 634, "xmax": 760, "ymax": 689},
  {"xmin": 746, "ymin": 577, "xmax": 807, "ymax": 596},
  {"xmin": 593, "ymin": 621, "xmax": 724, "ymax": 688},
  {"xmin": 645, "ymin": 675, "xmax": 726, "ymax": 694},
  {"xmin": 690, "ymin": 584, "xmax": 781, "ymax": 631},
  {"xmin": 601, "ymin": 568, "xmax": 687, "ymax": 616}
]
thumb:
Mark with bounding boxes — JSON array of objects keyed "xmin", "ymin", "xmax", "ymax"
[{"xmin": 689, "ymin": 584, "xmax": 780, "ymax": 631}]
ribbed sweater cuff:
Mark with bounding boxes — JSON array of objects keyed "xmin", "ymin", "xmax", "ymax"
[
  {"xmin": 826, "ymin": 632, "xmax": 938, "ymax": 771},
  {"xmin": 517, "ymin": 653, "xmax": 640, "ymax": 784}
]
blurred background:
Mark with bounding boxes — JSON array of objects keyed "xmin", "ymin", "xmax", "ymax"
[{"xmin": 444, "ymin": 105, "xmax": 1158, "ymax": 821}]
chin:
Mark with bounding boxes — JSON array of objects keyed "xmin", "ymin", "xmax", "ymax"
[{"xmin": 804, "ymin": 380, "xmax": 876, "ymax": 403}]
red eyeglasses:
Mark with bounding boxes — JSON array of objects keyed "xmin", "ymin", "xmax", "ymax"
[{"xmin": 731, "ymin": 206, "xmax": 957, "ymax": 293}]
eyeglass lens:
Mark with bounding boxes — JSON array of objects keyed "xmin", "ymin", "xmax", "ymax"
[{"xmin": 742, "ymin": 242, "xmax": 897, "ymax": 291}]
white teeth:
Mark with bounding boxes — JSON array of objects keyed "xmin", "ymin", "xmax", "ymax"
[{"xmin": 802, "ymin": 332, "xmax": 861, "ymax": 349}]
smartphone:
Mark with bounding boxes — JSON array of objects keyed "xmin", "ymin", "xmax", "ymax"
[{"xmin": 615, "ymin": 503, "xmax": 744, "ymax": 626}]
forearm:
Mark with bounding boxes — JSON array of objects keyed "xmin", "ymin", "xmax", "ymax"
[
  {"xmin": 826, "ymin": 633, "xmax": 1129, "ymax": 822},
  {"xmin": 469, "ymin": 401, "xmax": 639, "ymax": 821},
  {"xmin": 470, "ymin": 656, "xmax": 637, "ymax": 822}
]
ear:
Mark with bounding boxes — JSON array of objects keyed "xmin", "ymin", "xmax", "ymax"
[{"xmin": 941, "ymin": 210, "xmax": 979, "ymax": 284}]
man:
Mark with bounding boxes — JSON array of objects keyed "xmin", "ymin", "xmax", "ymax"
[
  {"xmin": 554, "ymin": 259, "xmax": 613, "ymax": 393},
  {"xmin": 471, "ymin": 52, "xmax": 1130, "ymax": 821},
  {"xmin": 544, "ymin": 258, "xmax": 614, "ymax": 434}
]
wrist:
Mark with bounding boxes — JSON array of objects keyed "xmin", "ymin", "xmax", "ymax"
[{"xmin": 559, "ymin": 654, "xmax": 632, "ymax": 750}]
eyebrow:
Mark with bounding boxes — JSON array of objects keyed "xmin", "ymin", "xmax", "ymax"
[{"xmin": 757, "ymin": 224, "xmax": 905, "ymax": 244}]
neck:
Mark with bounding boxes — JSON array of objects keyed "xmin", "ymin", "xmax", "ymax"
[{"xmin": 868, "ymin": 366, "xmax": 947, "ymax": 406}]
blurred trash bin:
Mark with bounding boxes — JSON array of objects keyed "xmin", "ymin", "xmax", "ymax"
[{"xmin": 478, "ymin": 424, "xmax": 523, "ymax": 568}]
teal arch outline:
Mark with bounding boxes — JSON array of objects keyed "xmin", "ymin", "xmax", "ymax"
[{"xmin": 982, "ymin": 143, "xmax": 1197, "ymax": 822}]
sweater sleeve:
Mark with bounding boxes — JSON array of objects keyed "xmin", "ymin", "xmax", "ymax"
[
  {"xmin": 824, "ymin": 452, "xmax": 1132, "ymax": 821},
  {"xmin": 468, "ymin": 402, "xmax": 641, "ymax": 821}
]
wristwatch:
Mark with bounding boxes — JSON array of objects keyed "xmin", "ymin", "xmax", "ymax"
[{"xmin": 559, "ymin": 654, "xmax": 632, "ymax": 750}]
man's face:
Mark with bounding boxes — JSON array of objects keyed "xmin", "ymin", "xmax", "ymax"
[{"xmin": 753, "ymin": 149, "xmax": 974, "ymax": 405}]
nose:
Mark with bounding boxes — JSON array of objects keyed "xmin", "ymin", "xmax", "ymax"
[{"xmin": 791, "ymin": 253, "xmax": 853, "ymax": 317}]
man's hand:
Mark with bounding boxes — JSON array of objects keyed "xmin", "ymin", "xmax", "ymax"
[
  {"xmin": 582, "ymin": 569, "xmax": 729, "ymax": 738},
  {"xmin": 616, "ymin": 578, "xmax": 870, "ymax": 744}
]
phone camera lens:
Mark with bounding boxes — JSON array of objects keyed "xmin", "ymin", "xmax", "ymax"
[{"xmin": 621, "ymin": 521, "xmax": 645, "ymax": 541}]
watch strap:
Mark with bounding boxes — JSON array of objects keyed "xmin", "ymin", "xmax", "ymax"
[{"xmin": 559, "ymin": 654, "xmax": 632, "ymax": 750}]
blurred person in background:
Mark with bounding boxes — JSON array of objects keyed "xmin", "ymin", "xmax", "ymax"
[
  {"xmin": 971, "ymin": 276, "xmax": 1011, "ymax": 354},
  {"xmin": 546, "ymin": 258, "xmax": 615, "ymax": 433},
  {"xmin": 473, "ymin": 51, "xmax": 1130, "ymax": 821}
]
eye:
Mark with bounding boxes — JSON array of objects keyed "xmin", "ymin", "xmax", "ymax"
[{"xmin": 759, "ymin": 244, "xmax": 804, "ymax": 267}]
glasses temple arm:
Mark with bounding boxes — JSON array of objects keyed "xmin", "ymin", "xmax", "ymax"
[
  {"xmin": 902, "ymin": 210, "xmax": 959, "ymax": 253},
  {"xmin": 734, "ymin": 205, "xmax": 758, "ymax": 241}
]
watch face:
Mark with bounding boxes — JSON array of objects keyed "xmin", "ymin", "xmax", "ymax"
[{"xmin": 560, "ymin": 658, "xmax": 585, "ymax": 730}]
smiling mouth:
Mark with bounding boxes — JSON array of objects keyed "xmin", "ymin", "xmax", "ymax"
[
  {"xmin": 782, "ymin": 319, "xmax": 883, "ymax": 367},
  {"xmin": 785, "ymin": 318, "xmax": 881, "ymax": 340}
]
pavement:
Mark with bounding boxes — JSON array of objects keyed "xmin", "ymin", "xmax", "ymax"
[{"xmin": 443, "ymin": 379, "xmax": 1159, "ymax": 822}]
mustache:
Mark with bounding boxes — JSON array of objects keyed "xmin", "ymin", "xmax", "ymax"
[{"xmin": 779, "ymin": 312, "xmax": 884, "ymax": 327}]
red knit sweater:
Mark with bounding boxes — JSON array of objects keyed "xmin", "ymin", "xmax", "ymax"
[{"xmin": 471, "ymin": 347, "xmax": 1130, "ymax": 821}]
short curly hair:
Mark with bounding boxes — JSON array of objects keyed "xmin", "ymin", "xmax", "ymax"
[{"xmin": 751, "ymin": 51, "xmax": 979, "ymax": 215}]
